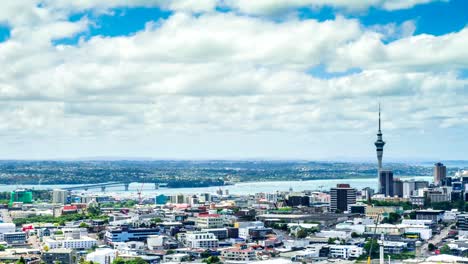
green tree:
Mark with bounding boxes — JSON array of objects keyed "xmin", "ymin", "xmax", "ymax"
[
  {"xmin": 151, "ymin": 218, "xmax": 163, "ymax": 224},
  {"xmin": 382, "ymin": 212, "xmax": 401, "ymax": 224},
  {"xmin": 79, "ymin": 222, "xmax": 89, "ymax": 228},
  {"xmin": 351, "ymin": 232, "xmax": 360, "ymax": 238},
  {"xmin": 202, "ymin": 256, "xmax": 221, "ymax": 264},
  {"xmin": 127, "ymin": 258, "xmax": 147, "ymax": 264},
  {"xmin": 87, "ymin": 205, "xmax": 101, "ymax": 216},
  {"xmin": 16, "ymin": 256, "xmax": 26, "ymax": 264},
  {"xmin": 364, "ymin": 239, "xmax": 380, "ymax": 258},
  {"xmin": 440, "ymin": 245, "xmax": 451, "ymax": 255},
  {"xmin": 0, "ymin": 245, "xmax": 5, "ymax": 251},
  {"xmin": 112, "ymin": 258, "xmax": 125, "ymax": 264},
  {"xmin": 428, "ymin": 243, "xmax": 436, "ymax": 252},
  {"xmin": 296, "ymin": 229, "xmax": 308, "ymax": 239},
  {"xmin": 201, "ymin": 250, "xmax": 211, "ymax": 258}
]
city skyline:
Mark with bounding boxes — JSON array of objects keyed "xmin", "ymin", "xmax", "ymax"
[{"xmin": 0, "ymin": 1, "xmax": 467, "ymax": 160}]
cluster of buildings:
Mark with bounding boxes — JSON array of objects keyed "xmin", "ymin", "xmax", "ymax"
[{"xmin": 0, "ymin": 108, "xmax": 465, "ymax": 264}]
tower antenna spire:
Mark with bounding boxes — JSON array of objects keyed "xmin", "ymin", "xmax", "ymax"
[
  {"xmin": 378, "ymin": 103, "xmax": 381, "ymax": 132},
  {"xmin": 375, "ymin": 103, "xmax": 385, "ymax": 170}
]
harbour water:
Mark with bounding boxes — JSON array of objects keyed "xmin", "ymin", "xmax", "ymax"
[{"xmin": 0, "ymin": 176, "xmax": 432, "ymax": 197}]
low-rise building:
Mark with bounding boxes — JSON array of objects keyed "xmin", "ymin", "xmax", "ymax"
[
  {"xmin": 196, "ymin": 214, "xmax": 224, "ymax": 229},
  {"xmin": 86, "ymin": 248, "xmax": 117, "ymax": 264},
  {"xmin": 416, "ymin": 210, "xmax": 445, "ymax": 223},
  {"xmin": 42, "ymin": 248, "xmax": 77, "ymax": 264},
  {"xmin": 184, "ymin": 232, "xmax": 219, "ymax": 249},
  {"xmin": 4, "ymin": 232, "xmax": 27, "ymax": 245},
  {"xmin": 221, "ymin": 247, "xmax": 257, "ymax": 263},
  {"xmin": 44, "ymin": 236, "xmax": 97, "ymax": 249},
  {"xmin": 104, "ymin": 226, "xmax": 160, "ymax": 243},
  {"xmin": 329, "ymin": 245, "xmax": 363, "ymax": 259}
]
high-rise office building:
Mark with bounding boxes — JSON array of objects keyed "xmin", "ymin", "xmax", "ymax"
[
  {"xmin": 414, "ymin": 180, "xmax": 429, "ymax": 190},
  {"xmin": 403, "ymin": 180, "xmax": 416, "ymax": 198},
  {"xmin": 330, "ymin": 184, "xmax": 357, "ymax": 213},
  {"xmin": 379, "ymin": 170, "xmax": 394, "ymax": 197},
  {"xmin": 52, "ymin": 189, "xmax": 69, "ymax": 204},
  {"xmin": 393, "ymin": 178, "xmax": 403, "ymax": 198},
  {"xmin": 434, "ymin": 162, "xmax": 447, "ymax": 186}
]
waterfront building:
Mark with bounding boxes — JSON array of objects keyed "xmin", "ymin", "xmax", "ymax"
[
  {"xmin": 52, "ymin": 189, "xmax": 69, "ymax": 204},
  {"xmin": 155, "ymin": 194, "xmax": 168, "ymax": 205},
  {"xmin": 286, "ymin": 193, "xmax": 310, "ymax": 207},
  {"xmin": 434, "ymin": 162, "xmax": 447, "ymax": 186},
  {"xmin": 330, "ymin": 184, "xmax": 356, "ymax": 213}
]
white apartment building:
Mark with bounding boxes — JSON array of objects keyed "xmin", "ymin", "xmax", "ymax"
[
  {"xmin": 44, "ymin": 236, "xmax": 97, "ymax": 249},
  {"xmin": 86, "ymin": 248, "xmax": 117, "ymax": 264},
  {"xmin": 147, "ymin": 235, "xmax": 169, "ymax": 250},
  {"xmin": 329, "ymin": 245, "xmax": 363, "ymax": 259},
  {"xmin": 184, "ymin": 232, "xmax": 219, "ymax": 249},
  {"xmin": 221, "ymin": 248, "xmax": 257, "ymax": 263},
  {"xmin": 196, "ymin": 214, "xmax": 224, "ymax": 229}
]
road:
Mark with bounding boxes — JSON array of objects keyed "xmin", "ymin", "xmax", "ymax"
[
  {"xmin": 421, "ymin": 225, "xmax": 450, "ymax": 256},
  {"xmin": 0, "ymin": 209, "xmax": 13, "ymax": 223}
]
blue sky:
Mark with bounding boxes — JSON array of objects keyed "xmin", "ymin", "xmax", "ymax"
[{"xmin": 0, "ymin": 0, "xmax": 467, "ymax": 161}]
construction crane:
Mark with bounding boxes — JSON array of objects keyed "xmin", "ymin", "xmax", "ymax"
[
  {"xmin": 367, "ymin": 214, "xmax": 382, "ymax": 264},
  {"xmin": 137, "ymin": 182, "xmax": 145, "ymax": 205}
]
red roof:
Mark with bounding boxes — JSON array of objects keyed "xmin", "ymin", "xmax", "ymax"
[
  {"xmin": 63, "ymin": 205, "xmax": 78, "ymax": 211},
  {"xmin": 198, "ymin": 214, "xmax": 220, "ymax": 218}
]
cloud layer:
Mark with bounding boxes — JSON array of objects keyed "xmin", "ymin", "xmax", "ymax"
[{"xmin": 0, "ymin": 0, "xmax": 466, "ymax": 159}]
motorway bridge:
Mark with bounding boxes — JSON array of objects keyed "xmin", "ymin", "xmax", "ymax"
[{"xmin": 62, "ymin": 182, "xmax": 168, "ymax": 192}]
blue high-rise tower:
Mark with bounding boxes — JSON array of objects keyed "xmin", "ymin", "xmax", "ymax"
[{"xmin": 375, "ymin": 104, "xmax": 385, "ymax": 170}]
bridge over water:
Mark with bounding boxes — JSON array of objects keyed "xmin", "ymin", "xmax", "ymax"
[{"xmin": 62, "ymin": 182, "xmax": 168, "ymax": 192}]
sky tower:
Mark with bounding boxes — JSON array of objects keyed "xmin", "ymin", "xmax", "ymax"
[{"xmin": 375, "ymin": 104, "xmax": 385, "ymax": 170}]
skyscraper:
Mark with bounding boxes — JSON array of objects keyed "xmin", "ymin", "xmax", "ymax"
[
  {"xmin": 52, "ymin": 189, "xmax": 69, "ymax": 204},
  {"xmin": 434, "ymin": 162, "xmax": 447, "ymax": 186},
  {"xmin": 375, "ymin": 104, "xmax": 385, "ymax": 170},
  {"xmin": 393, "ymin": 178, "xmax": 403, "ymax": 198},
  {"xmin": 330, "ymin": 184, "xmax": 357, "ymax": 213},
  {"xmin": 379, "ymin": 170, "xmax": 394, "ymax": 197}
]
